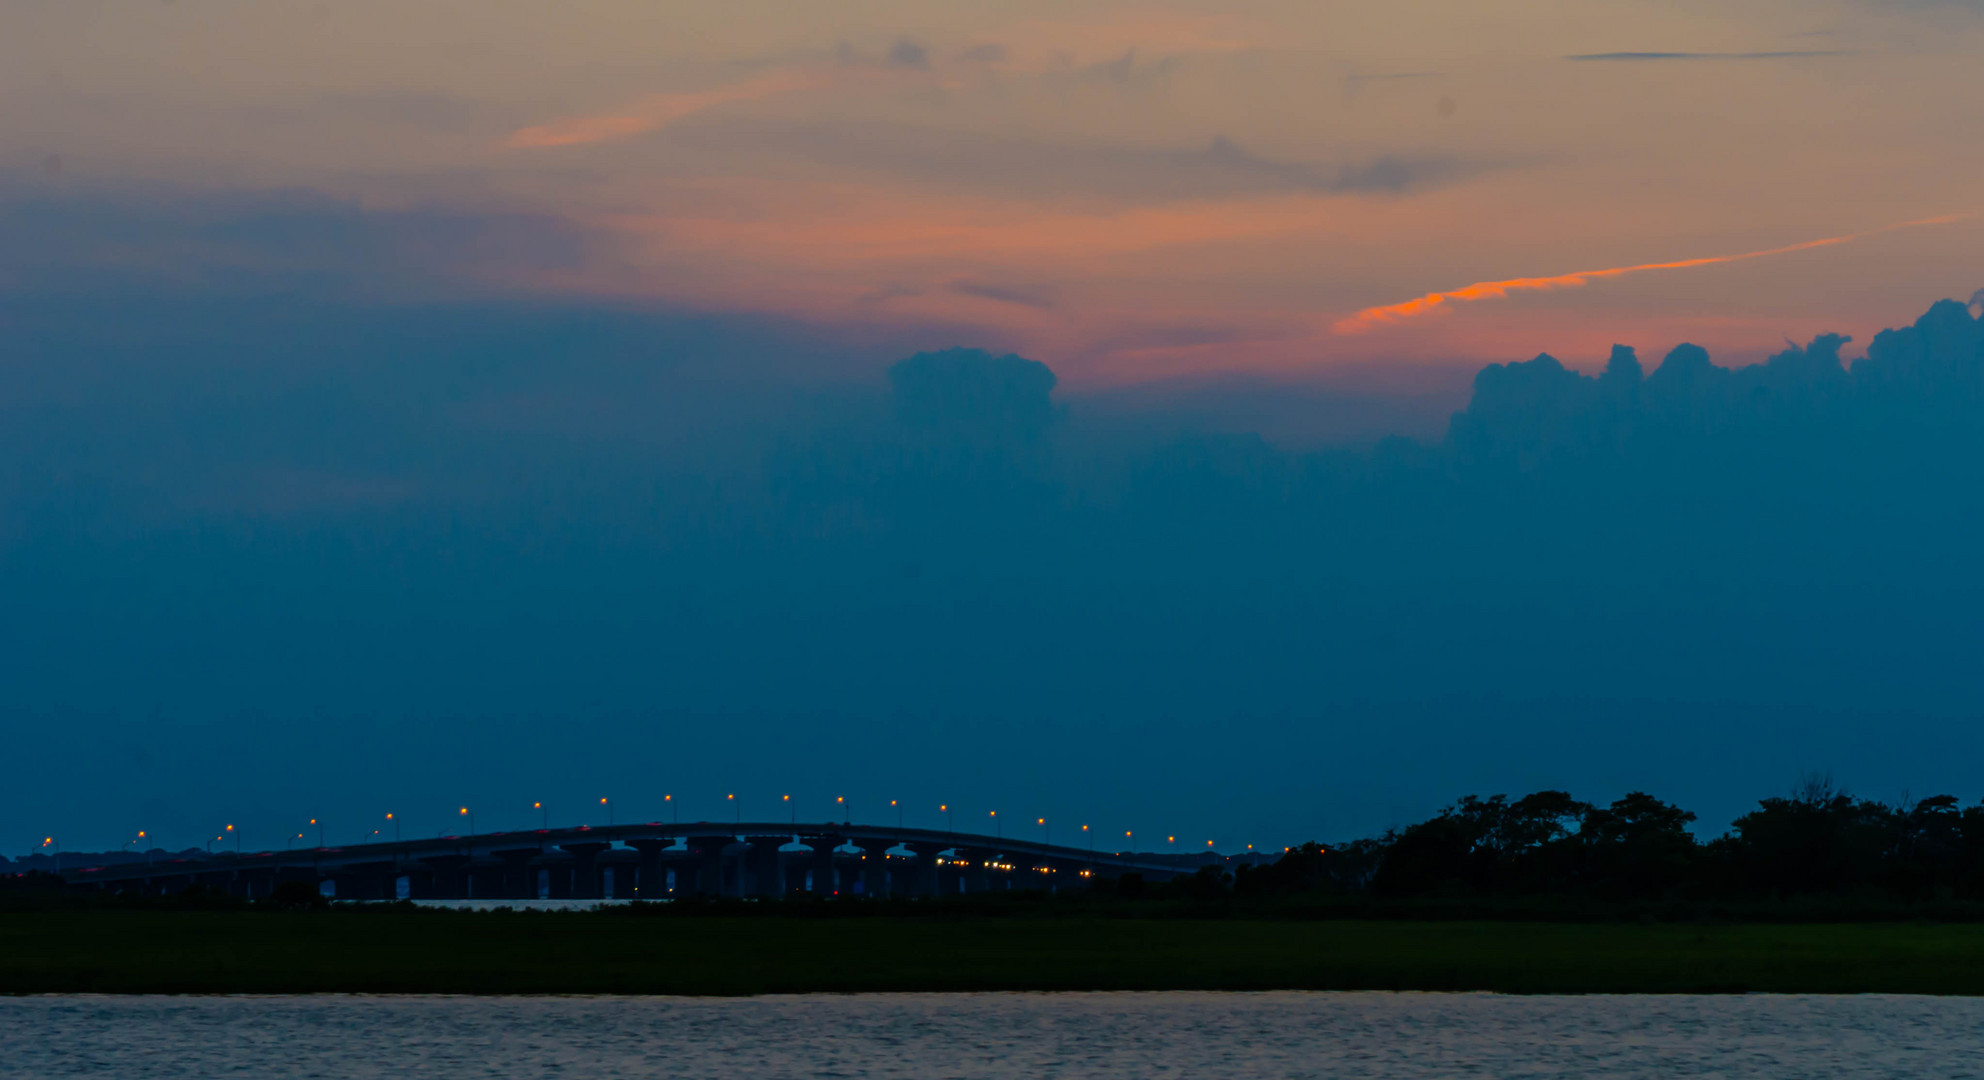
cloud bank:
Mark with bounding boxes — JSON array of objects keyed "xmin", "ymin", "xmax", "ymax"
[{"xmin": 5, "ymin": 275, "xmax": 1984, "ymax": 850}]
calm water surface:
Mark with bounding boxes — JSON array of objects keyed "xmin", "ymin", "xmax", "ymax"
[{"xmin": 4, "ymin": 992, "xmax": 1980, "ymax": 1078}]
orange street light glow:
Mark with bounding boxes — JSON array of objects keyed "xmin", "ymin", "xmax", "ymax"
[{"xmin": 1333, "ymin": 214, "xmax": 1972, "ymax": 334}]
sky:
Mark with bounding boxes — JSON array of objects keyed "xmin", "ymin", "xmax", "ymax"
[{"xmin": 4, "ymin": 0, "xmax": 1984, "ymax": 856}]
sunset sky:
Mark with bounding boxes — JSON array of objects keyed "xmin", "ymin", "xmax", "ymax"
[{"xmin": 9, "ymin": 0, "xmax": 1980, "ymax": 390}]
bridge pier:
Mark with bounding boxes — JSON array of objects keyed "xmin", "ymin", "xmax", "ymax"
[
  {"xmin": 745, "ymin": 836, "xmax": 788, "ymax": 898},
  {"xmin": 561, "ymin": 842, "xmax": 612, "ymax": 900},
  {"xmin": 800, "ymin": 834, "xmax": 841, "ymax": 895},
  {"xmin": 493, "ymin": 849, "xmax": 539, "ymax": 900},
  {"xmin": 624, "ymin": 839, "xmax": 671, "ymax": 900},
  {"xmin": 598, "ymin": 850, "xmax": 635, "ymax": 899},
  {"xmin": 685, "ymin": 835, "xmax": 733, "ymax": 897},
  {"xmin": 857, "ymin": 842, "xmax": 890, "ymax": 898},
  {"xmin": 420, "ymin": 855, "xmax": 470, "ymax": 899},
  {"xmin": 906, "ymin": 843, "xmax": 944, "ymax": 897},
  {"xmin": 334, "ymin": 862, "xmax": 397, "ymax": 900},
  {"xmin": 955, "ymin": 849, "xmax": 992, "ymax": 893}
]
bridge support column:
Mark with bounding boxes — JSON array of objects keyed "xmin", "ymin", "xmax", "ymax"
[
  {"xmin": 420, "ymin": 856, "xmax": 470, "ymax": 900},
  {"xmin": 625, "ymin": 840, "xmax": 671, "ymax": 900},
  {"xmin": 905, "ymin": 843, "xmax": 943, "ymax": 897},
  {"xmin": 493, "ymin": 849, "xmax": 539, "ymax": 900},
  {"xmin": 800, "ymin": 835, "xmax": 842, "ymax": 895},
  {"xmin": 561, "ymin": 843, "xmax": 611, "ymax": 900},
  {"xmin": 745, "ymin": 836, "xmax": 788, "ymax": 898},
  {"xmin": 959, "ymin": 849, "xmax": 993, "ymax": 893},
  {"xmin": 852, "ymin": 842, "xmax": 885, "ymax": 898},
  {"xmin": 685, "ymin": 835, "xmax": 733, "ymax": 897}
]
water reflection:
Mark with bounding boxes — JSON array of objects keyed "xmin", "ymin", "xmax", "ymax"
[{"xmin": 6, "ymin": 991, "xmax": 1981, "ymax": 1079}]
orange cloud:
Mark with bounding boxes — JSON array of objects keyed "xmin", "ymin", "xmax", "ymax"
[
  {"xmin": 505, "ymin": 69, "xmax": 827, "ymax": 149},
  {"xmin": 1334, "ymin": 214, "xmax": 1972, "ymax": 334}
]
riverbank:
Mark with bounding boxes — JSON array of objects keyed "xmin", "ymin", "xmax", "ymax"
[{"xmin": 6, "ymin": 912, "xmax": 1984, "ymax": 995}]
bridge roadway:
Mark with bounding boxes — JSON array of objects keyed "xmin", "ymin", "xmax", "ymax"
[{"xmin": 60, "ymin": 821, "xmax": 1211, "ymax": 901}]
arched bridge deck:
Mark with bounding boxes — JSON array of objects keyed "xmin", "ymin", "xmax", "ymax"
[{"xmin": 59, "ymin": 821, "xmax": 1223, "ymax": 901}]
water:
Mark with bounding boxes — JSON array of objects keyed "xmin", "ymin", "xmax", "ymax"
[{"xmin": 4, "ymin": 992, "xmax": 1980, "ymax": 1078}]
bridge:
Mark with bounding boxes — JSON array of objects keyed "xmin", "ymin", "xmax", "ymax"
[{"xmin": 58, "ymin": 821, "xmax": 1234, "ymax": 901}]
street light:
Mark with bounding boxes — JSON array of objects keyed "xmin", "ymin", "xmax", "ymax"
[
  {"xmin": 139, "ymin": 830, "xmax": 152, "ymax": 867},
  {"xmin": 783, "ymin": 794, "xmax": 794, "ymax": 825},
  {"xmin": 386, "ymin": 812, "xmax": 400, "ymax": 844},
  {"xmin": 837, "ymin": 796, "xmax": 848, "ymax": 826},
  {"xmin": 940, "ymin": 804, "xmax": 953, "ymax": 835},
  {"xmin": 311, "ymin": 818, "xmax": 324, "ymax": 847},
  {"xmin": 990, "ymin": 810, "xmax": 1000, "ymax": 839},
  {"xmin": 42, "ymin": 837, "xmax": 58, "ymax": 875},
  {"xmin": 891, "ymin": 799, "xmax": 902, "ymax": 831},
  {"xmin": 727, "ymin": 793, "xmax": 737, "ymax": 824},
  {"xmin": 665, "ymin": 794, "xmax": 677, "ymax": 824},
  {"xmin": 1125, "ymin": 830, "xmax": 1133, "ymax": 854},
  {"xmin": 601, "ymin": 797, "xmax": 613, "ymax": 826},
  {"xmin": 226, "ymin": 824, "xmax": 238, "ymax": 854},
  {"xmin": 1038, "ymin": 817, "xmax": 1048, "ymax": 846},
  {"xmin": 459, "ymin": 806, "xmax": 475, "ymax": 839},
  {"xmin": 534, "ymin": 802, "xmax": 547, "ymax": 829}
]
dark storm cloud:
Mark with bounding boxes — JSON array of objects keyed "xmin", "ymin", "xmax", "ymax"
[
  {"xmin": 886, "ymin": 39, "xmax": 931, "ymax": 69},
  {"xmin": 675, "ymin": 121, "xmax": 1484, "ymax": 201},
  {"xmin": 0, "ymin": 178, "xmax": 599, "ymax": 300},
  {"xmin": 947, "ymin": 279, "xmax": 1057, "ymax": 309}
]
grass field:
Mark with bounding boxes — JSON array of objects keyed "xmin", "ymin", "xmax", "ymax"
[{"xmin": 5, "ymin": 911, "xmax": 1984, "ymax": 995}]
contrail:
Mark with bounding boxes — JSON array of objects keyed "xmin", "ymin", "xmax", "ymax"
[{"xmin": 1333, "ymin": 215, "xmax": 1971, "ymax": 334}]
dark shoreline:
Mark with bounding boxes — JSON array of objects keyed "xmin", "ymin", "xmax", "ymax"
[{"xmin": 7, "ymin": 910, "xmax": 1984, "ymax": 996}]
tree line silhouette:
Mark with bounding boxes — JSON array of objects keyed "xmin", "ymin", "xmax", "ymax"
[{"xmin": 1165, "ymin": 775, "xmax": 1984, "ymax": 908}]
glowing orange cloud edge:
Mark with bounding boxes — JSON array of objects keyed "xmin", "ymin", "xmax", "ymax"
[{"xmin": 1333, "ymin": 214, "xmax": 1972, "ymax": 334}]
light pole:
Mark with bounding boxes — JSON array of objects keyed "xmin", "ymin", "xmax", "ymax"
[
  {"xmin": 1038, "ymin": 818, "xmax": 1048, "ymax": 847},
  {"xmin": 601, "ymin": 797, "xmax": 613, "ymax": 826},
  {"xmin": 139, "ymin": 830, "xmax": 152, "ymax": 867},
  {"xmin": 784, "ymin": 794, "xmax": 794, "ymax": 825},
  {"xmin": 227, "ymin": 824, "xmax": 238, "ymax": 854},
  {"xmin": 386, "ymin": 813, "xmax": 400, "ymax": 843},
  {"xmin": 534, "ymin": 802, "xmax": 547, "ymax": 829},
  {"xmin": 940, "ymin": 804, "xmax": 953, "ymax": 835},
  {"xmin": 460, "ymin": 806, "xmax": 475, "ymax": 841},
  {"xmin": 665, "ymin": 794, "xmax": 677, "ymax": 824},
  {"xmin": 727, "ymin": 793, "xmax": 737, "ymax": 824},
  {"xmin": 990, "ymin": 810, "xmax": 1000, "ymax": 840},
  {"xmin": 837, "ymin": 796, "xmax": 848, "ymax": 826},
  {"xmin": 42, "ymin": 837, "xmax": 58, "ymax": 875},
  {"xmin": 311, "ymin": 818, "xmax": 324, "ymax": 847},
  {"xmin": 1125, "ymin": 830, "xmax": 1133, "ymax": 854},
  {"xmin": 891, "ymin": 799, "xmax": 902, "ymax": 831}
]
